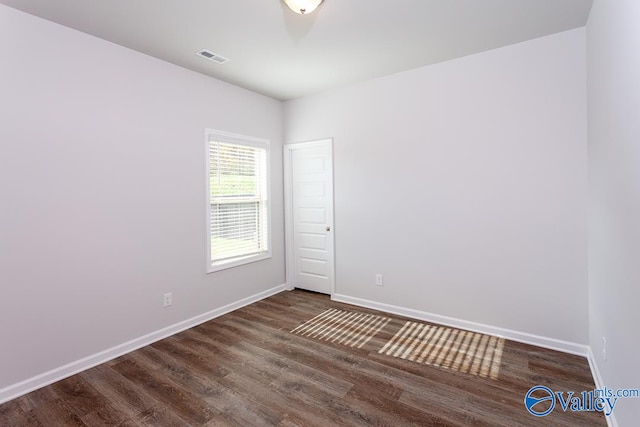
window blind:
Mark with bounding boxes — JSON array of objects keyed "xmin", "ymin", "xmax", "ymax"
[{"xmin": 208, "ymin": 139, "xmax": 268, "ymax": 266}]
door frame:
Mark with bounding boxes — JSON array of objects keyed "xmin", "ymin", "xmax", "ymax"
[{"xmin": 283, "ymin": 138, "xmax": 335, "ymax": 295}]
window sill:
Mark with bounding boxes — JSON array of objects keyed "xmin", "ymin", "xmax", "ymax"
[{"xmin": 207, "ymin": 252, "xmax": 272, "ymax": 274}]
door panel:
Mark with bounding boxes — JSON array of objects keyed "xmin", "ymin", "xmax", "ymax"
[{"xmin": 286, "ymin": 140, "xmax": 334, "ymax": 295}]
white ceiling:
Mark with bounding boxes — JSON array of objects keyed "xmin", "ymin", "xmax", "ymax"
[{"xmin": 1, "ymin": 0, "xmax": 593, "ymax": 100}]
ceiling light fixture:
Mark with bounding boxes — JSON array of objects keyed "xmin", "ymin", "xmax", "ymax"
[{"xmin": 282, "ymin": 0, "xmax": 324, "ymax": 15}]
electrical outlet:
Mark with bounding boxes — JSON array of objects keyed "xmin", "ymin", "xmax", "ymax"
[
  {"xmin": 602, "ymin": 336, "xmax": 607, "ymax": 361},
  {"xmin": 163, "ymin": 292, "xmax": 172, "ymax": 307},
  {"xmin": 375, "ymin": 274, "xmax": 383, "ymax": 286}
]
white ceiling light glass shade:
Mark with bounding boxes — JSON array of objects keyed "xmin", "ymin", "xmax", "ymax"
[{"xmin": 282, "ymin": 0, "xmax": 324, "ymax": 15}]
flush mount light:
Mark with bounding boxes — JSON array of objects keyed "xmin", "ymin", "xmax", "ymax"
[{"xmin": 282, "ymin": 0, "xmax": 324, "ymax": 15}]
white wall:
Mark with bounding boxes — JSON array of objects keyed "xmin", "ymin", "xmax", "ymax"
[
  {"xmin": 587, "ymin": 0, "xmax": 640, "ymax": 424},
  {"xmin": 285, "ymin": 29, "xmax": 588, "ymax": 344},
  {"xmin": 0, "ymin": 5, "xmax": 284, "ymax": 391}
]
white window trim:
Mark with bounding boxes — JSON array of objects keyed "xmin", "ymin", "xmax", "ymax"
[{"xmin": 205, "ymin": 129, "xmax": 271, "ymax": 273}]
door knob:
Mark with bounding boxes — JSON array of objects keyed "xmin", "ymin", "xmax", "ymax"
[{"xmin": 326, "ymin": 226, "xmax": 331, "ymax": 232}]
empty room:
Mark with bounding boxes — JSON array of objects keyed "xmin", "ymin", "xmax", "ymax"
[{"xmin": 0, "ymin": 0, "xmax": 638, "ymax": 425}]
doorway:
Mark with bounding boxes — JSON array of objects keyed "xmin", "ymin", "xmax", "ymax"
[{"xmin": 284, "ymin": 139, "xmax": 335, "ymax": 295}]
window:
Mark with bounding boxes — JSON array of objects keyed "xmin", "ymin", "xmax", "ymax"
[{"xmin": 206, "ymin": 130, "xmax": 270, "ymax": 272}]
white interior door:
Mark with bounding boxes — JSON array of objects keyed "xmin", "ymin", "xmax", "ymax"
[{"xmin": 285, "ymin": 139, "xmax": 334, "ymax": 295}]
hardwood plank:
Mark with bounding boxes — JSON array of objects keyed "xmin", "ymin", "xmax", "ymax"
[
  {"xmin": 51, "ymin": 375, "xmax": 122, "ymax": 423},
  {"xmin": 0, "ymin": 399, "xmax": 44, "ymax": 427},
  {"xmin": 79, "ymin": 364, "xmax": 164, "ymax": 419},
  {"xmin": 30, "ymin": 399, "xmax": 87, "ymax": 427},
  {"xmin": 110, "ymin": 357, "xmax": 213, "ymax": 425},
  {"xmin": 15, "ymin": 384, "xmax": 60, "ymax": 412},
  {"xmin": 136, "ymin": 404, "xmax": 202, "ymax": 427},
  {"xmin": 150, "ymin": 336, "xmax": 232, "ymax": 379}
]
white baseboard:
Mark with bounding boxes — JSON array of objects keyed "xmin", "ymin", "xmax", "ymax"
[
  {"xmin": 586, "ymin": 348, "xmax": 618, "ymax": 427},
  {"xmin": 332, "ymin": 293, "xmax": 590, "ymax": 357},
  {"xmin": 587, "ymin": 348, "xmax": 606, "ymax": 392},
  {"xmin": 0, "ymin": 284, "xmax": 286, "ymax": 405}
]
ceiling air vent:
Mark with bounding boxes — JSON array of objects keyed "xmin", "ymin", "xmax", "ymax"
[{"xmin": 196, "ymin": 49, "xmax": 230, "ymax": 64}]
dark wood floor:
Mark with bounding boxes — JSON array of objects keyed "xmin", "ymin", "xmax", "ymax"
[{"xmin": 0, "ymin": 290, "xmax": 605, "ymax": 426}]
